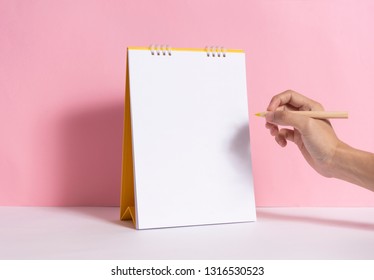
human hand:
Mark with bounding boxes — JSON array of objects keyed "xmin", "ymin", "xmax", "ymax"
[{"xmin": 265, "ymin": 90, "xmax": 341, "ymax": 177}]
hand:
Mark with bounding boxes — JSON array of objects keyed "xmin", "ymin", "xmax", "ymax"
[{"xmin": 265, "ymin": 90, "xmax": 341, "ymax": 177}]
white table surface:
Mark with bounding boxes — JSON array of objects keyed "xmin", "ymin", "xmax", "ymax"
[{"xmin": 0, "ymin": 207, "xmax": 373, "ymax": 259}]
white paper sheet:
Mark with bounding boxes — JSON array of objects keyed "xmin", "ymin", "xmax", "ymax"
[{"xmin": 128, "ymin": 48, "xmax": 256, "ymax": 229}]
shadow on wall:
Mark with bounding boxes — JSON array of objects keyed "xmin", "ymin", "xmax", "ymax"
[
  {"xmin": 58, "ymin": 99, "xmax": 124, "ymax": 206},
  {"xmin": 57, "ymin": 105, "xmax": 251, "ymax": 207}
]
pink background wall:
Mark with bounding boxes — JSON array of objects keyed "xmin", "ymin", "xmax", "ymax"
[{"xmin": 1, "ymin": 0, "xmax": 373, "ymax": 206}]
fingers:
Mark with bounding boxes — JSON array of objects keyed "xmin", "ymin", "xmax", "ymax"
[
  {"xmin": 279, "ymin": 128, "xmax": 295, "ymax": 143},
  {"xmin": 267, "ymin": 90, "xmax": 324, "ymax": 112},
  {"xmin": 265, "ymin": 90, "xmax": 326, "ymax": 149},
  {"xmin": 265, "ymin": 122, "xmax": 295, "ymax": 147},
  {"xmin": 265, "ymin": 122, "xmax": 278, "ymax": 136},
  {"xmin": 266, "ymin": 110, "xmax": 310, "ymax": 132}
]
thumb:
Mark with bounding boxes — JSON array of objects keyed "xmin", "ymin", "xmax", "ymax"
[{"xmin": 266, "ymin": 111, "xmax": 309, "ymax": 131}]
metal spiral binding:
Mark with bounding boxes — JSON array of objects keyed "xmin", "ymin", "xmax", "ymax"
[
  {"xmin": 149, "ymin": 45, "xmax": 226, "ymax": 57},
  {"xmin": 149, "ymin": 44, "xmax": 172, "ymax": 56},
  {"xmin": 205, "ymin": 46, "xmax": 226, "ymax": 58}
]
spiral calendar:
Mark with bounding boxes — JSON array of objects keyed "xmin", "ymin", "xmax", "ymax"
[{"xmin": 121, "ymin": 45, "xmax": 256, "ymax": 229}]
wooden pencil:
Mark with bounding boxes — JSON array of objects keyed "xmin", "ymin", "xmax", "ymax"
[{"xmin": 255, "ymin": 111, "xmax": 348, "ymax": 119}]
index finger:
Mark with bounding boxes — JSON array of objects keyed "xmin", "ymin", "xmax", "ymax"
[{"xmin": 267, "ymin": 90, "xmax": 324, "ymax": 111}]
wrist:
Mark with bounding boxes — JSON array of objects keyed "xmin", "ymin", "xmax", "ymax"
[
  {"xmin": 329, "ymin": 141, "xmax": 374, "ymax": 190},
  {"xmin": 329, "ymin": 140, "xmax": 351, "ymax": 179},
  {"xmin": 325, "ymin": 140, "xmax": 352, "ymax": 179}
]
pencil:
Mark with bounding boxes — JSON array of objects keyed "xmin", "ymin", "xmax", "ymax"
[{"xmin": 255, "ymin": 111, "xmax": 349, "ymax": 119}]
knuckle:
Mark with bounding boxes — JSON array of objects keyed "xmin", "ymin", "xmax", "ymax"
[{"xmin": 285, "ymin": 89, "xmax": 295, "ymax": 94}]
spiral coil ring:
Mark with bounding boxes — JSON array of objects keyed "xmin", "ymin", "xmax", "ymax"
[
  {"xmin": 149, "ymin": 45, "xmax": 226, "ymax": 57},
  {"xmin": 205, "ymin": 46, "xmax": 226, "ymax": 58},
  {"xmin": 150, "ymin": 44, "xmax": 172, "ymax": 56}
]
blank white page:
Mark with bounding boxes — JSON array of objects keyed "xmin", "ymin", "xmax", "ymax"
[{"xmin": 128, "ymin": 48, "xmax": 256, "ymax": 229}]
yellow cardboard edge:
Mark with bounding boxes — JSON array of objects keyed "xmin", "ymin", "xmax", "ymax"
[
  {"xmin": 127, "ymin": 46, "xmax": 244, "ymax": 53},
  {"xmin": 120, "ymin": 52, "xmax": 136, "ymax": 227},
  {"xmin": 121, "ymin": 206, "xmax": 136, "ymax": 225}
]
